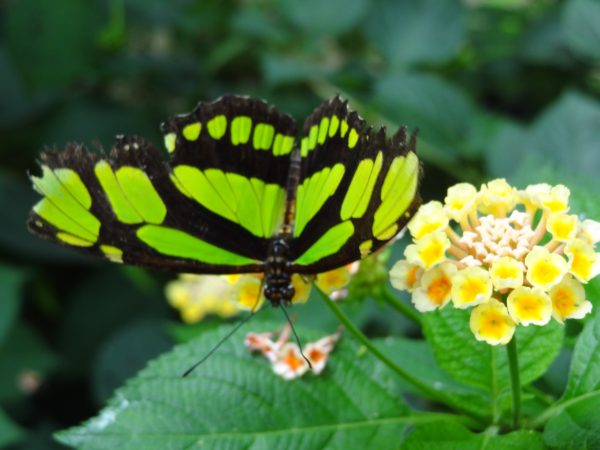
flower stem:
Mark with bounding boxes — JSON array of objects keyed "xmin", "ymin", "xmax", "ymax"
[
  {"xmin": 506, "ymin": 335, "xmax": 521, "ymax": 429},
  {"xmin": 380, "ymin": 288, "xmax": 422, "ymax": 326},
  {"xmin": 317, "ymin": 287, "xmax": 435, "ymax": 395}
]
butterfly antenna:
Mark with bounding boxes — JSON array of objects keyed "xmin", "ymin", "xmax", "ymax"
[
  {"xmin": 182, "ymin": 286, "xmax": 266, "ymax": 378},
  {"xmin": 280, "ymin": 306, "xmax": 312, "ymax": 369}
]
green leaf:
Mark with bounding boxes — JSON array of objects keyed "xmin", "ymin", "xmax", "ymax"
[
  {"xmin": 375, "ymin": 337, "xmax": 491, "ymax": 418},
  {"xmin": 544, "ymin": 393, "xmax": 600, "ymax": 450},
  {"xmin": 0, "ymin": 265, "xmax": 25, "ymax": 346},
  {"xmin": 373, "ymin": 72, "xmax": 477, "ymax": 171},
  {"xmin": 488, "ymin": 91, "xmax": 600, "ymax": 182},
  {"xmin": 363, "ymin": 0, "xmax": 465, "ymax": 66},
  {"xmin": 403, "ymin": 421, "xmax": 545, "ymax": 450},
  {"xmin": 0, "ymin": 324, "xmax": 58, "ymax": 403},
  {"xmin": 276, "ymin": 0, "xmax": 368, "ymax": 35},
  {"xmin": 57, "ymin": 322, "xmax": 413, "ymax": 450},
  {"xmin": 422, "ymin": 307, "xmax": 563, "ymax": 419},
  {"xmin": 5, "ymin": 0, "xmax": 99, "ymax": 91},
  {"xmin": 563, "ymin": 0, "xmax": 600, "ymax": 61},
  {"xmin": 0, "ymin": 408, "xmax": 24, "ymax": 448},
  {"xmin": 92, "ymin": 319, "xmax": 172, "ymax": 405},
  {"xmin": 563, "ymin": 309, "xmax": 600, "ymax": 399},
  {"xmin": 58, "ymin": 269, "xmax": 170, "ymax": 372}
]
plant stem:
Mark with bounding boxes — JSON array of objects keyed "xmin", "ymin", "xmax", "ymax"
[
  {"xmin": 380, "ymin": 288, "xmax": 422, "ymax": 326},
  {"xmin": 506, "ymin": 335, "xmax": 521, "ymax": 429},
  {"xmin": 317, "ymin": 288, "xmax": 486, "ymax": 427},
  {"xmin": 317, "ymin": 287, "xmax": 436, "ymax": 396}
]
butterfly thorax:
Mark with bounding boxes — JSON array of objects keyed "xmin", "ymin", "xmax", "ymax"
[{"xmin": 264, "ymin": 235, "xmax": 294, "ymax": 307}]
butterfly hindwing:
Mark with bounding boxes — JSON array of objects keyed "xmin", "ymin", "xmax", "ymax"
[{"xmin": 289, "ymin": 97, "xmax": 422, "ymax": 273}]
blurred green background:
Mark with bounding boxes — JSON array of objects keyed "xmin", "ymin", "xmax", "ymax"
[{"xmin": 1, "ymin": 0, "xmax": 600, "ymax": 448}]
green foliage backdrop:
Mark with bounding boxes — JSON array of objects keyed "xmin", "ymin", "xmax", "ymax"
[{"xmin": 0, "ymin": 0, "xmax": 599, "ymax": 448}]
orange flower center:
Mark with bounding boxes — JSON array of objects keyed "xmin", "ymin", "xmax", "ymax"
[
  {"xmin": 308, "ymin": 348, "xmax": 325, "ymax": 364},
  {"xmin": 284, "ymin": 349, "xmax": 304, "ymax": 372},
  {"xmin": 552, "ymin": 288, "xmax": 574, "ymax": 316},
  {"xmin": 427, "ymin": 276, "xmax": 451, "ymax": 304}
]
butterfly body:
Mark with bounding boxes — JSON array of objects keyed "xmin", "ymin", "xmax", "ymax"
[{"xmin": 28, "ymin": 95, "xmax": 422, "ymax": 306}]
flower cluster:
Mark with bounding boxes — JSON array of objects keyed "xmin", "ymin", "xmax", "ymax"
[
  {"xmin": 390, "ymin": 179, "xmax": 599, "ymax": 345},
  {"xmin": 245, "ymin": 324, "xmax": 342, "ymax": 380},
  {"xmin": 166, "ymin": 264, "xmax": 358, "ymax": 323}
]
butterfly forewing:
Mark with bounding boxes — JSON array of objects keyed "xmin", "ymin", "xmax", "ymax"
[{"xmin": 289, "ymin": 97, "xmax": 422, "ymax": 273}]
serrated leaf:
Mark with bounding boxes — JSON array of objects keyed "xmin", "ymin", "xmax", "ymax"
[
  {"xmin": 422, "ymin": 307, "xmax": 563, "ymax": 419},
  {"xmin": 563, "ymin": 310, "xmax": 600, "ymax": 399},
  {"xmin": 57, "ymin": 322, "xmax": 413, "ymax": 450},
  {"xmin": 403, "ymin": 421, "xmax": 545, "ymax": 450},
  {"xmin": 544, "ymin": 394, "xmax": 600, "ymax": 450},
  {"xmin": 363, "ymin": 0, "xmax": 465, "ymax": 66}
]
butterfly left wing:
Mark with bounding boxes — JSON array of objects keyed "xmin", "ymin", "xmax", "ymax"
[
  {"xmin": 27, "ymin": 136, "xmax": 266, "ymax": 274},
  {"xmin": 288, "ymin": 97, "xmax": 421, "ymax": 273}
]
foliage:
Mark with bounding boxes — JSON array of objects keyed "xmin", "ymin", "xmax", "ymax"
[{"xmin": 1, "ymin": 0, "xmax": 599, "ymax": 448}]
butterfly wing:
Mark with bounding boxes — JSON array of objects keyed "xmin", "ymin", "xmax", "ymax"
[
  {"xmin": 289, "ymin": 97, "xmax": 421, "ymax": 273},
  {"xmin": 28, "ymin": 96, "xmax": 297, "ymax": 274}
]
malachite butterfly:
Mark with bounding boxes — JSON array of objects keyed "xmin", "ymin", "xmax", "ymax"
[{"xmin": 28, "ymin": 95, "xmax": 421, "ymax": 306}]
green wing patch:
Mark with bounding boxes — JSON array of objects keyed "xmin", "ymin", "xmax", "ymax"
[
  {"xmin": 28, "ymin": 132, "xmax": 269, "ymax": 274},
  {"xmin": 289, "ymin": 97, "xmax": 421, "ymax": 273}
]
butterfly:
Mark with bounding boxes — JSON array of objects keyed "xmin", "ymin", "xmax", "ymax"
[{"xmin": 28, "ymin": 95, "xmax": 421, "ymax": 306}]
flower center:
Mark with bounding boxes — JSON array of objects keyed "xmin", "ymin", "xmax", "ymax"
[{"xmin": 460, "ymin": 211, "xmax": 535, "ymax": 267}]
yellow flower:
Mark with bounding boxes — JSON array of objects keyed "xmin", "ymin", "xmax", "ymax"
[
  {"xmin": 478, "ymin": 178, "xmax": 517, "ymax": 217},
  {"xmin": 411, "ymin": 262, "xmax": 456, "ymax": 312},
  {"xmin": 507, "ymin": 286, "xmax": 552, "ymax": 326},
  {"xmin": 291, "ymin": 274, "xmax": 313, "ymax": 304},
  {"xmin": 388, "ymin": 178, "xmax": 599, "ymax": 346},
  {"xmin": 470, "ymin": 298, "xmax": 515, "ymax": 345},
  {"xmin": 444, "ymin": 183, "xmax": 478, "ymax": 222},
  {"xmin": 231, "ymin": 275, "xmax": 264, "ymax": 311},
  {"xmin": 165, "ymin": 275, "xmax": 239, "ymax": 323},
  {"xmin": 539, "ymin": 184, "xmax": 570, "ymax": 213},
  {"xmin": 451, "ymin": 266, "xmax": 493, "ymax": 309},
  {"xmin": 315, "ymin": 264, "xmax": 356, "ymax": 296},
  {"xmin": 525, "ymin": 247, "xmax": 568, "ymax": 290},
  {"xmin": 389, "ymin": 260, "xmax": 423, "ymax": 292},
  {"xmin": 565, "ymin": 238, "xmax": 600, "ymax": 283},
  {"xmin": 549, "ymin": 275, "xmax": 592, "ymax": 323},
  {"xmin": 547, "ymin": 213, "xmax": 578, "ymax": 242},
  {"xmin": 490, "ymin": 256, "xmax": 524, "ymax": 290},
  {"xmin": 408, "ymin": 201, "xmax": 449, "ymax": 239},
  {"xmin": 579, "ymin": 219, "xmax": 600, "ymax": 244},
  {"xmin": 404, "ymin": 231, "xmax": 450, "ymax": 269},
  {"xmin": 521, "ymin": 183, "xmax": 551, "ymax": 210}
]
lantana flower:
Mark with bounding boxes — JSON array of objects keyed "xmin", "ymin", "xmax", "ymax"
[
  {"xmin": 245, "ymin": 324, "xmax": 342, "ymax": 380},
  {"xmin": 390, "ymin": 179, "xmax": 598, "ymax": 345},
  {"xmin": 166, "ymin": 264, "xmax": 358, "ymax": 323}
]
